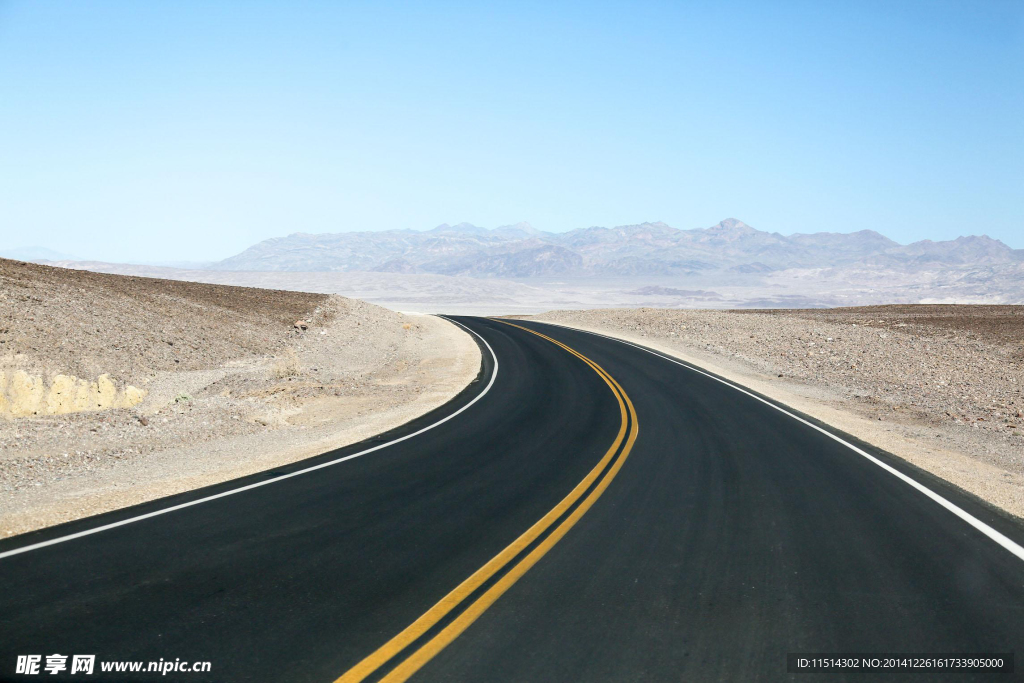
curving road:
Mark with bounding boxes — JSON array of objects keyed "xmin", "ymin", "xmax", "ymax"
[{"xmin": 1, "ymin": 317, "xmax": 1023, "ymax": 681}]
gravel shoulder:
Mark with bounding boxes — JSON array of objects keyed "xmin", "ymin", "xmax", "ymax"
[
  {"xmin": 0, "ymin": 260, "xmax": 480, "ymax": 537},
  {"xmin": 529, "ymin": 306, "xmax": 1024, "ymax": 519}
]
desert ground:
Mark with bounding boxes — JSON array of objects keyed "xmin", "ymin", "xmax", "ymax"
[
  {"xmin": 0, "ymin": 259, "xmax": 479, "ymax": 536},
  {"xmin": 3, "ymin": 256, "xmax": 1020, "ymax": 536},
  {"xmin": 530, "ymin": 305, "xmax": 1024, "ymax": 518}
]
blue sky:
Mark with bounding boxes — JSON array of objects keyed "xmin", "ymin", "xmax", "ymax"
[{"xmin": 0, "ymin": 0, "xmax": 1021, "ymax": 263}]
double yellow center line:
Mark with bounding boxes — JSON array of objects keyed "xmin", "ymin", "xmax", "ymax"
[{"xmin": 336, "ymin": 321, "xmax": 639, "ymax": 683}]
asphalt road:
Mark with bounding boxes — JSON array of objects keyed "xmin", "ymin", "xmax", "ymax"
[{"xmin": 1, "ymin": 317, "xmax": 1022, "ymax": 682}]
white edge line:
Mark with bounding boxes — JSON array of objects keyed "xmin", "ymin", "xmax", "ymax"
[
  {"xmin": 535, "ymin": 320, "xmax": 1024, "ymax": 564},
  {"xmin": 0, "ymin": 317, "xmax": 498, "ymax": 561}
]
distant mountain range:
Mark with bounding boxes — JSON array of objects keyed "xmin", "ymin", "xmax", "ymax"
[
  {"xmin": 14, "ymin": 219, "xmax": 1021, "ymax": 309},
  {"xmin": 0, "ymin": 246, "xmax": 78, "ymax": 262},
  {"xmin": 211, "ymin": 219, "xmax": 1024, "ymax": 278}
]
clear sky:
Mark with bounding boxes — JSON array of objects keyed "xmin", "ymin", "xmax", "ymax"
[{"xmin": 1, "ymin": 0, "xmax": 1021, "ymax": 263}]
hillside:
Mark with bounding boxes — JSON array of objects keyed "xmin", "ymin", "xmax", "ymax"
[
  {"xmin": 0, "ymin": 259, "xmax": 480, "ymax": 535},
  {"xmin": 0, "ymin": 258, "xmax": 327, "ymax": 401}
]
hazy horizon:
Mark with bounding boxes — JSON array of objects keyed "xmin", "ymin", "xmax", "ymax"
[
  {"xmin": 1, "ymin": 1, "xmax": 1021, "ymax": 263},
  {"xmin": 5, "ymin": 215, "xmax": 1022, "ymax": 268}
]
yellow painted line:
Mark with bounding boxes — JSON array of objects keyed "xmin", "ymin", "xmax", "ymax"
[{"xmin": 335, "ymin": 321, "xmax": 639, "ymax": 683}]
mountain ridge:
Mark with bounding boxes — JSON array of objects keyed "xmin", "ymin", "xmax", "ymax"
[{"xmin": 210, "ymin": 219, "xmax": 1023, "ymax": 278}]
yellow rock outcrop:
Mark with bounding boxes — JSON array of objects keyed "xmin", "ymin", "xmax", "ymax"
[{"xmin": 0, "ymin": 370, "xmax": 146, "ymax": 417}]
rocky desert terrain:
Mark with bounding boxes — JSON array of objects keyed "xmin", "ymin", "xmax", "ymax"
[
  {"xmin": 0, "ymin": 259, "xmax": 480, "ymax": 536},
  {"xmin": 531, "ymin": 305, "xmax": 1024, "ymax": 518}
]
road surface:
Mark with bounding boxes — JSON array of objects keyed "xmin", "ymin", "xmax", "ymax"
[{"xmin": 1, "ymin": 317, "xmax": 1022, "ymax": 681}]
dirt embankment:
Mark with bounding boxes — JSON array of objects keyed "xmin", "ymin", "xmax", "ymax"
[
  {"xmin": 0, "ymin": 259, "xmax": 480, "ymax": 536},
  {"xmin": 530, "ymin": 305, "xmax": 1024, "ymax": 518}
]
